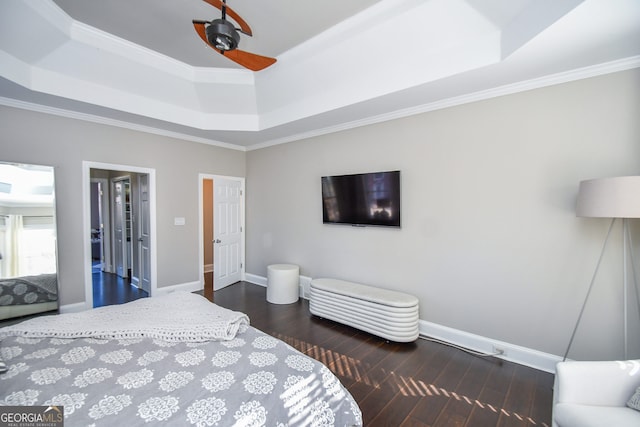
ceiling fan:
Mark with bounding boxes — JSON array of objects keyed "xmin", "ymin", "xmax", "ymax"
[{"xmin": 192, "ymin": 0, "xmax": 277, "ymax": 71}]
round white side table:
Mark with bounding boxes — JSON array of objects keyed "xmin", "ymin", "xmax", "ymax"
[{"xmin": 267, "ymin": 264, "xmax": 300, "ymax": 304}]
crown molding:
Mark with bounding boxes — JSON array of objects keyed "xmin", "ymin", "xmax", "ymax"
[
  {"xmin": 0, "ymin": 96, "xmax": 246, "ymax": 152},
  {"xmin": 1, "ymin": 57, "xmax": 637, "ymax": 153},
  {"xmin": 32, "ymin": 0, "xmax": 255, "ymax": 86},
  {"xmin": 247, "ymin": 56, "xmax": 640, "ymax": 151}
]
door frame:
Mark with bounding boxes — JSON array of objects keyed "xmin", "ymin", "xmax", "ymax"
[
  {"xmin": 110, "ymin": 175, "xmax": 131, "ymax": 279},
  {"xmin": 83, "ymin": 161, "xmax": 157, "ymax": 310},
  {"xmin": 90, "ymin": 177, "xmax": 111, "ymax": 273},
  {"xmin": 136, "ymin": 173, "xmax": 152, "ymax": 293},
  {"xmin": 198, "ymin": 173, "xmax": 246, "ymax": 291}
]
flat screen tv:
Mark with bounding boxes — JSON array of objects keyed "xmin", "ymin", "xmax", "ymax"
[{"xmin": 321, "ymin": 170, "xmax": 401, "ymax": 227}]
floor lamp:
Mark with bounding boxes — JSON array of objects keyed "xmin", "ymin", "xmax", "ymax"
[{"xmin": 564, "ymin": 176, "xmax": 640, "ymax": 361}]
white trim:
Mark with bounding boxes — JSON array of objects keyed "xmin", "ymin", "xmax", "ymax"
[
  {"xmin": 247, "ymin": 57, "xmax": 640, "ymax": 151},
  {"xmin": 244, "ymin": 273, "xmax": 266, "ymax": 287},
  {"xmin": 34, "ymin": 0, "xmax": 255, "ymax": 85},
  {"xmin": 244, "ymin": 273, "xmax": 314, "ymax": 303},
  {"xmin": 419, "ymin": 320, "xmax": 562, "ymax": 374},
  {"xmin": 90, "ymin": 177, "xmax": 112, "ymax": 273},
  {"xmin": 153, "ymin": 281, "xmax": 203, "ymax": 296},
  {"xmin": 299, "ymin": 275, "xmax": 313, "ymax": 299},
  {"xmin": 248, "ymin": 272, "xmax": 563, "ymax": 373},
  {"xmin": 198, "ymin": 174, "xmax": 246, "ymax": 292},
  {"xmin": 70, "ymin": 22, "xmax": 255, "ymax": 85},
  {"xmin": 110, "ymin": 175, "xmax": 132, "ymax": 280},
  {"xmin": 0, "ymin": 97, "xmax": 245, "ymax": 152},
  {"xmin": 82, "ymin": 161, "xmax": 158, "ymax": 310},
  {"xmin": 1, "ymin": 58, "xmax": 637, "ymax": 153},
  {"xmin": 58, "ymin": 301, "xmax": 88, "ymax": 314}
]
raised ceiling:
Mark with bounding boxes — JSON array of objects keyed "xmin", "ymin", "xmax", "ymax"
[
  {"xmin": 53, "ymin": 0, "xmax": 384, "ymax": 69},
  {"xmin": 0, "ymin": 0, "xmax": 639, "ymax": 151}
]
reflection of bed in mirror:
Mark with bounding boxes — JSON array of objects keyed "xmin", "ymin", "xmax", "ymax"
[
  {"xmin": 0, "ymin": 273, "xmax": 58, "ymax": 320},
  {"xmin": 0, "ymin": 162, "xmax": 58, "ymax": 321}
]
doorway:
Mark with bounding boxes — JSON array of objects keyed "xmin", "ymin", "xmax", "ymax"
[
  {"xmin": 112, "ymin": 176, "xmax": 131, "ymax": 279},
  {"xmin": 83, "ymin": 162, "xmax": 157, "ymax": 309},
  {"xmin": 90, "ymin": 179, "xmax": 108, "ymax": 274},
  {"xmin": 199, "ymin": 174, "xmax": 245, "ymax": 296}
]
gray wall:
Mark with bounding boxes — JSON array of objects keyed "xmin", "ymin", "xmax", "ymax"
[
  {"xmin": 246, "ymin": 69, "xmax": 640, "ymax": 360},
  {"xmin": 2, "ymin": 68, "xmax": 638, "ymax": 360},
  {"xmin": 0, "ymin": 107, "xmax": 245, "ymax": 306}
]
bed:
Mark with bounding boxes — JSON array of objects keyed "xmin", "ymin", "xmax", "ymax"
[
  {"xmin": 0, "ymin": 292, "xmax": 362, "ymax": 426},
  {"xmin": 0, "ymin": 273, "xmax": 58, "ymax": 320}
]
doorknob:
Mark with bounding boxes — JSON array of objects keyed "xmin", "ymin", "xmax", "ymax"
[
  {"xmin": 214, "ymin": 239, "xmax": 221, "ymax": 244},
  {"xmin": 138, "ymin": 238, "xmax": 143, "ymax": 242}
]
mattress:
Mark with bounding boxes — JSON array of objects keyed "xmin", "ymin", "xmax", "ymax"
[{"xmin": 0, "ymin": 292, "xmax": 362, "ymax": 426}]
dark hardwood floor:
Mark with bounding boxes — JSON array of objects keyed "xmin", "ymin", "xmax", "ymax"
[
  {"xmin": 92, "ymin": 270, "xmax": 148, "ymax": 307},
  {"xmin": 208, "ymin": 281, "xmax": 554, "ymax": 427},
  {"xmin": 0, "ymin": 270, "xmax": 149, "ymax": 326}
]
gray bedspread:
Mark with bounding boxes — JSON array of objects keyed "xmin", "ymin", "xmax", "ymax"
[
  {"xmin": 0, "ymin": 273, "xmax": 58, "ymax": 306},
  {"xmin": 0, "ymin": 296, "xmax": 362, "ymax": 426}
]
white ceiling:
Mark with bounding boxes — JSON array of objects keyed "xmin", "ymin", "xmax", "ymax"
[
  {"xmin": 0, "ymin": 0, "xmax": 639, "ymax": 151},
  {"xmin": 53, "ymin": 0, "xmax": 384, "ymax": 69},
  {"xmin": 0, "ymin": 163, "xmax": 55, "ymax": 207}
]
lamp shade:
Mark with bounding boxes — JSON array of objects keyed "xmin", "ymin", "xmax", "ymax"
[{"xmin": 576, "ymin": 176, "xmax": 640, "ymax": 218}]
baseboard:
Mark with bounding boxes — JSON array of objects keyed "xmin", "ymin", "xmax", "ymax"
[
  {"xmin": 59, "ymin": 301, "xmax": 89, "ymax": 313},
  {"xmin": 246, "ymin": 273, "xmax": 561, "ymax": 373},
  {"xmin": 419, "ymin": 320, "xmax": 562, "ymax": 373},
  {"xmin": 154, "ymin": 280, "xmax": 203, "ymax": 296},
  {"xmin": 244, "ymin": 273, "xmax": 266, "ymax": 287},
  {"xmin": 244, "ymin": 273, "xmax": 312, "ymax": 299}
]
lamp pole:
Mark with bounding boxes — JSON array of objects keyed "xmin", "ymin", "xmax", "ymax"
[{"xmin": 567, "ymin": 176, "xmax": 640, "ymax": 361}]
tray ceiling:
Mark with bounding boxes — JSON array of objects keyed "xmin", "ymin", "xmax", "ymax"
[{"xmin": 0, "ymin": 0, "xmax": 639, "ymax": 150}]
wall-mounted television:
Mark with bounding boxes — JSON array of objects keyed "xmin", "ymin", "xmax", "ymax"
[{"xmin": 321, "ymin": 170, "xmax": 401, "ymax": 227}]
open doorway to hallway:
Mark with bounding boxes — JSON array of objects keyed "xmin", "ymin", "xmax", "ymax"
[{"xmin": 83, "ymin": 162, "xmax": 157, "ymax": 309}]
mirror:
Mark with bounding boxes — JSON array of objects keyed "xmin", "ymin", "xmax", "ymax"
[{"xmin": 0, "ymin": 162, "xmax": 58, "ymax": 320}]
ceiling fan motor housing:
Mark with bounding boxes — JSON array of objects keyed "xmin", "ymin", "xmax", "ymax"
[{"xmin": 207, "ymin": 19, "xmax": 240, "ymax": 51}]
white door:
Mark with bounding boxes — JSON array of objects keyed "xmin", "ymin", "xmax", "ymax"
[
  {"xmin": 112, "ymin": 179, "xmax": 127, "ymax": 278},
  {"xmin": 213, "ymin": 177, "xmax": 243, "ymax": 290},
  {"xmin": 138, "ymin": 174, "xmax": 151, "ymax": 293}
]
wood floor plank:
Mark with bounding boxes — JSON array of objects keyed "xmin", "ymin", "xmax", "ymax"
[
  {"xmin": 209, "ymin": 281, "xmax": 554, "ymax": 427},
  {"xmin": 466, "ymin": 360, "xmax": 517, "ymax": 426},
  {"xmin": 433, "ymin": 355, "xmax": 496, "ymax": 427},
  {"xmin": 529, "ymin": 370, "xmax": 554, "ymax": 427},
  {"xmin": 375, "ymin": 341, "xmax": 452, "ymax": 425},
  {"xmin": 430, "ymin": 349, "xmax": 478, "ymax": 427},
  {"xmin": 359, "ymin": 342, "xmax": 432, "ymax": 424},
  {"xmin": 498, "ymin": 365, "xmax": 538, "ymax": 427},
  {"xmin": 403, "ymin": 344, "xmax": 464, "ymax": 425}
]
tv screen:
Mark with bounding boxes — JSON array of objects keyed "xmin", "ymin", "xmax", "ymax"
[{"xmin": 321, "ymin": 171, "xmax": 401, "ymax": 227}]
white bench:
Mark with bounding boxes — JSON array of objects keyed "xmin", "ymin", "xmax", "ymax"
[{"xmin": 309, "ymin": 278, "xmax": 419, "ymax": 342}]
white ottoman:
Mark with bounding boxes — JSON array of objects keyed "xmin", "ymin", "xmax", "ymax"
[{"xmin": 267, "ymin": 264, "xmax": 300, "ymax": 304}]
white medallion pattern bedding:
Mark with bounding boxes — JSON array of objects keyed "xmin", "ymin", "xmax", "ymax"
[{"xmin": 0, "ymin": 292, "xmax": 363, "ymax": 426}]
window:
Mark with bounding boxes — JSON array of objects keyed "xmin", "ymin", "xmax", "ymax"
[{"xmin": 0, "ymin": 215, "xmax": 56, "ymax": 277}]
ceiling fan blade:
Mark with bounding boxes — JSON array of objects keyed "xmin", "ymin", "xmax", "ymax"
[
  {"xmin": 193, "ymin": 21, "xmax": 276, "ymax": 71},
  {"xmin": 201, "ymin": 0, "xmax": 253, "ymax": 36},
  {"xmin": 193, "ymin": 20, "xmax": 210, "ymax": 44},
  {"xmin": 223, "ymin": 50, "xmax": 277, "ymax": 72}
]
